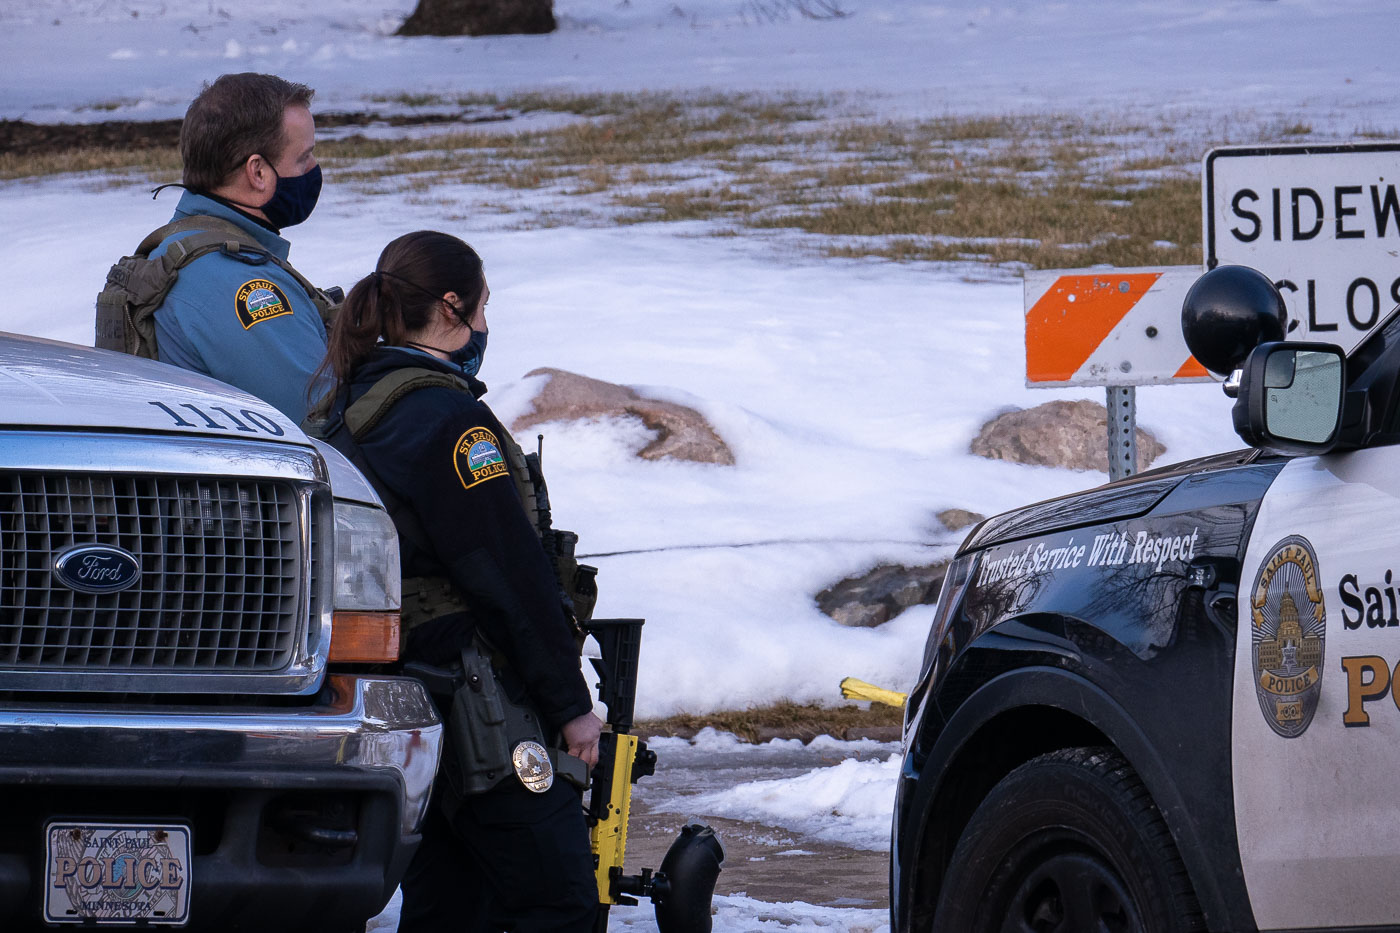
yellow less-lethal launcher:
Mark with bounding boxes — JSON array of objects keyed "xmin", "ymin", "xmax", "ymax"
[{"xmin": 582, "ymin": 620, "xmax": 724, "ymax": 933}]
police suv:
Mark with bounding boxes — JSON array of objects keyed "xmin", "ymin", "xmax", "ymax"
[
  {"xmin": 0, "ymin": 332, "xmax": 438, "ymax": 930},
  {"xmin": 893, "ymin": 266, "xmax": 1399, "ymax": 933}
]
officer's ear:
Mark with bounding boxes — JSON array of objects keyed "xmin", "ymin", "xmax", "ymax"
[
  {"xmin": 242, "ymin": 153, "xmax": 276, "ymax": 195},
  {"xmin": 440, "ymin": 292, "xmax": 467, "ymax": 325}
]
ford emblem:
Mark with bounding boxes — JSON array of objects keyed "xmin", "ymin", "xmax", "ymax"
[{"xmin": 53, "ymin": 545, "xmax": 142, "ymax": 595}]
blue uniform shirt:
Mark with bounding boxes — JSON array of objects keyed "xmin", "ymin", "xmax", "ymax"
[{"xmin": 153, "ymin": 191, "xmax": 328, "ymax": 423}]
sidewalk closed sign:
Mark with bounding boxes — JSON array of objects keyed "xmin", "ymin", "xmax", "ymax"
[{"xmin": 1206, "ymin": 143, "xmax": 1400, "ymax": 349}]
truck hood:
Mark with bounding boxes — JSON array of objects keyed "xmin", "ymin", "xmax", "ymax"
[
  {"xmin": 0, "ymin": 332, "xmax": 302, "ymax": 440},
  {"xmin": 0, "ymin": 333, "xmax": 384, "ymax": 508}
]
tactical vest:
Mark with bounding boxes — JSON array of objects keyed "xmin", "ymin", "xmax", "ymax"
[
  {"xmin": 309, "ymin": 367, "xmax": 598, "ymax": 632},
  {"xmin": 95, "ymin": 215, "xmax": 339, "ymax": 358}
]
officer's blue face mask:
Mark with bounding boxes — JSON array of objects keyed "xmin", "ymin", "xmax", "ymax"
[
  {"xmin": 450, "ymin": 328, "xmax": 488, "ymax": 377},
  {"xmin": 261, "ymin": 163, "xmax": 322, "ymax": 230}
]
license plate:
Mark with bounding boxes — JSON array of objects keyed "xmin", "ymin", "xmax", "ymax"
[{"xmin": 44, "ymin": 822, "xmax": 191, "ymax": 926}]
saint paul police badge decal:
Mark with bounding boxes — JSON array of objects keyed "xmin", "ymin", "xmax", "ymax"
[{"xmin": 1250, "ymin": 535, "xmax": 1326, "ymax": 738}]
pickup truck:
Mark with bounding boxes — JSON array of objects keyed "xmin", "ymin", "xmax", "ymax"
[
  {"xmin": 893, "ymin": 266, "xmax": 1400, "ymax": 933},
  {"xmin": 0, "ymin": 332, "xmax": 440, "ymax": 930}
]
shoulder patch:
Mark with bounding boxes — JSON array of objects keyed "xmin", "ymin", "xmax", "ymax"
[
  {"xmin": 453, "ymin": 427, "xmax": 509, "ymax": 490},
  {"xmin": 235, "ymin": 278, "xmax": 293, "ymax": 329}
]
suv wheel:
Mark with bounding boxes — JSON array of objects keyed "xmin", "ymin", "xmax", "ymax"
[{"xmin": 933, "ymin": 746, "xmax": 1203, "ymax": 933}]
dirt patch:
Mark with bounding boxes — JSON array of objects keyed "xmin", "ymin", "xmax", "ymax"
[
  {"xmin": 626, "ymin": 812, "xmax": 889, "ymax": 910},
  {"xmin": 936, "ymin": 507, "xmax": 985, "ymax": 532},
  {"xmin": 0, "ymin": 109, "xmax": 513, "ymax": 158},
  {"xmin": 0, "ymin": 119, "xmax": 183, "ymax": 156},
  {"xmin": 637, "ymin": 700, "xmax": 903, "ymax": 744}
]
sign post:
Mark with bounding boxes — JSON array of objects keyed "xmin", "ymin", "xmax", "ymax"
[{"xmin": 1105, "ymin": 386, "xmax": 1136, "ymax": 482}]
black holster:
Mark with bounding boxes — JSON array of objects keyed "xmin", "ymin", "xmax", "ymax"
[{"xmin": 421, "ymin": 640, "xmax": 589, "ymax": 822}]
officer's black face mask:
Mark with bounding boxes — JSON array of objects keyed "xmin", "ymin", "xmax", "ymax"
[
  {"xmin": 449, "ymin": 328, "xmax": 489, "ymax": 377},
  {"xmin": 261, "ymin": 163, "xmax": 322, "ymax": 229}
]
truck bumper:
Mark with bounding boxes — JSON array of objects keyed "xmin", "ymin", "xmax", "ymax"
[{"xmin": 0, "ymin": 674, "xmax": 442, "ymax": 931}]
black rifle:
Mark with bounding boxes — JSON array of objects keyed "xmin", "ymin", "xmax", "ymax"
[{"xmin": 525, "ymin": 438, "xmax": 598, "ymax": 624}]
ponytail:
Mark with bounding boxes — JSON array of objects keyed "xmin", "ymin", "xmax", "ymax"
[{"xmin": 307, "ymin": 272, "xmax": 398, "ymax": 416}]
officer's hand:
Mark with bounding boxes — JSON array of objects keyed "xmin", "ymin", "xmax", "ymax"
[{"xmin": 562, "ymin": 712, "xmax": 603, "ymax": 768}]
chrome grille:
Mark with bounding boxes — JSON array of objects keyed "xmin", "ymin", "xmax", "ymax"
[{"xmin": 0, "ymin": 474, "xmax": 302, "ymax": 672}]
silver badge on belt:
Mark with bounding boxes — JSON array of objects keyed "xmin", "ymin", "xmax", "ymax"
[{"xmin": 512, "ymin": 741, "xmax": 553, "ymax": 793}]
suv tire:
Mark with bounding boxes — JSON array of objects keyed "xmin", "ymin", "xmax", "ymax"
[{"xmin": 932, "ymin": 746, "xmax": 1203, "ymax": 933}]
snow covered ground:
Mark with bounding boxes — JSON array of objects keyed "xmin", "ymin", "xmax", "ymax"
[
  {"xmin": 5, "ymin": 1, "xmax": 1393, "ymax": 930},
  {"xmin": 645, "ymin": 730, "xmax": 900, "ymax": 852},
  {"xmin": 612, "ymin": 894, "xmax": 889, "ymax": 933}
]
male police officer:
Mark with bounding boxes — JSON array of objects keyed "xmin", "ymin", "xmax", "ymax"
[{"xmin": 149, "ymin": 73, "xmax": 330, "ymax": 422}]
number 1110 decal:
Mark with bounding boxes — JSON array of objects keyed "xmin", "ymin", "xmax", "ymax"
[{"xmin": 148, "ymin": 401, "xmax": 285, "ymax": 437}]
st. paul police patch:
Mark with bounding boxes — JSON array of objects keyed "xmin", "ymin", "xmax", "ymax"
[
  {"xmin": 1250, "ymin": 535, "xmax": 1326, "ymax": 738},
  {"xmin": 453, "ymin": 427, "xmax": 509, "ymax": 490},
  {"xmin": 235, "ymin": 279, "xmax": 293, "ymax": 329}
]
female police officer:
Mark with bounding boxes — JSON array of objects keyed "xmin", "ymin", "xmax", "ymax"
[{"xmin": 311, "ymin": 230, "xmax": 602, "ymax": 932}]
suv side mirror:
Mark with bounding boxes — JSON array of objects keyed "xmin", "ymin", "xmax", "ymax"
[{"xmin": 1232, "ymin": 342, "xmax": 1345, "ymax": 455}]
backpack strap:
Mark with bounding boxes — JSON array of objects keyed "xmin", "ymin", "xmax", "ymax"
[
  {"xmin": 344, "ymin": 369, "xmax": 544, "ymax": 531},
  {"xmin": 318, "ymin": 366, "xmax": 593, "ymax": 632},
  {"xmin": 96, "ymin": 215, "xmax": 339, "ymax": 358},
  {"xmin": 343, "ymin": 369, "xmax": 474, "ymax": 440},
  {"xmin": 152, "ymin": 216, "xmax": 340, "ymax": 328},
  {"xmin": 312, "ymin": 369, "xmax": 478, "ymax": 630}
]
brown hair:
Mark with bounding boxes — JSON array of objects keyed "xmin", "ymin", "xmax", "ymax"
[
  {"xmin": 312, "ymin": 231, "xmax": 486, "ymax": 410},
  {"xmin": 180, "ymin": 73, "xmax": 314, "ymax": 191}
]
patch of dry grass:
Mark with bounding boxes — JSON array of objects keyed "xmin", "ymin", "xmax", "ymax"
[
  {"xmin": 769, "ymin": 175, "xmax": 1202, "ymax": 268},
  {"xmin": 637, "ymin": 700, "xmax": 903, "ymax": 743},
  {"xmin": 0, "ymin": 146, "xmax": 179, "ymax": 181},
  {"xmin": 325, "ymin": 98, "xmax": 1213, "ymax": 267},
  {"xmin": 7, "ymin": 90, "xmax": 1377, "ymax": 271}
]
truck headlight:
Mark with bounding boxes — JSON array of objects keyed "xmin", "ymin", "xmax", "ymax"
[{"xmin": 329, "ymin": 501, "xmax": 402, "ymax": 663}]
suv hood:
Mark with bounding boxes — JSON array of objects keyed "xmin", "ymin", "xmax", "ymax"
[
  {"xmin": 961, "ymin": 449, "xmax": 1263, "ymax": 554},
  {"xmin": 0, "ymin": 332, "xmax": 302, "ymax": 441}
]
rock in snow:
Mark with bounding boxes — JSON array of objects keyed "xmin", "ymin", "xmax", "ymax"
[
  {"xmin": 512, "ymin": 367, "xmax": 735, "ymax": 465},
  {"xmin": 396, "ymin": 0, "xmax": 556, "ymax": 37},
  {"xmin": 815, "ymin": 562, "xmax": 948, "ymax": 628},
  {"xmin": 935, "ymin": 508, "xmax": 984, "ymax": 533},
  {"xmin": 970, "ymin": 399, "xmax": 1165, "ymax": 473}
]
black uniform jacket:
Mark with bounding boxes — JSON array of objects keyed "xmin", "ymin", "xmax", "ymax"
[{"xmin": 340, "ymin": 347, "xmax": 593, "ymax": 731}]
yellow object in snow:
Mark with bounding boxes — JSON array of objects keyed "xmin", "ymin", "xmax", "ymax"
[{"xmin": 840, "ymin": 677, "xmax": 908, "ymax": 708}]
